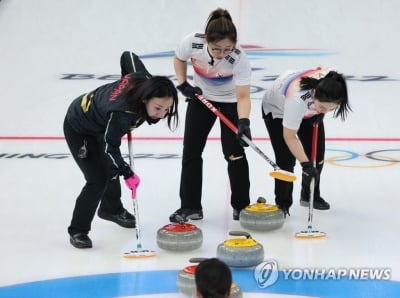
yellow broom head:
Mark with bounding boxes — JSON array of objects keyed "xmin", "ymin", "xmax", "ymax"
[{"xmin": 269, "ymin": 170, "xmax": 297, "ymax": 182}]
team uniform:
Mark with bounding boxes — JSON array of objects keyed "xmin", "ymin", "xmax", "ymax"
[
  {"xmin": 176, "ymin": 32, "xmax": 252, "ymax": 213},
  {"xmin": 64, "ymin": 53, "xmax": 154, "ymax": 236},
  {"xmin": 262, "ymin": 67, "xmax": 330, "ymax": 210}
]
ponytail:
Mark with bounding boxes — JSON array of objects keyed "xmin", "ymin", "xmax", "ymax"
[
  {"xmin": 300, "ymin": 70, "xmax": 352, "ymax": 121},
  {"xmin": 299, "ymin": 76, "xmax": 319, "ymax": 90},
  {"xmin": 205, "ymin": 8, "xmax": 237, "ymax": 44}
]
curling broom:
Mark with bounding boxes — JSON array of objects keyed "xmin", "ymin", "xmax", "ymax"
[
  {"xmin": 195, "ymin": 94, "xmax": 296, "ymax": 182},
  {"xmin": 123, "ymin": 131, "xmax": 156, "ymax": 258},
  {"xmin": 295, "ymin": 120, "xmax": 326, "ymax": 239}
]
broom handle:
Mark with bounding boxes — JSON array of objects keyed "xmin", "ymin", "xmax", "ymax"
[
  {"xmin": 127, "ymin": 131, "xmax": 142, "ymax": 250},
  {"xmin": 307, "ymin": 121, "xmax": 319, "ymax": 230},
  {"xmin": 195, "ymin": 94, "xmax": 280, "ymax": 171},
  {"xmin": 311, "ymin": 121, "xmax": 319, "ymax": 167}
]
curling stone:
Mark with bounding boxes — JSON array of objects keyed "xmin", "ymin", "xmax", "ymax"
[
  {"xmin": 239, "ymin": 197, "xmax": 284, "ymax": 231},
  {"xmin": 156, "ymin": 216, "xmax": 202, "ymax": 251},
  {"xmin": 176, "ymin": 258, "xmax": 205, "ymax": 296},
  {"xmin": 177, "ymin": 263, "xmax": 198, "ymax": 296},
  {"xmin": 230, "ymin": 282, "xmax": 243, "ymax": 298},
  {"xmin": 217, "ymin": 231, "xmax": 264, "ymax": 268},
  {"xmin": 176, "ymin": 258, "xmax": 243, "ymax": 298}
]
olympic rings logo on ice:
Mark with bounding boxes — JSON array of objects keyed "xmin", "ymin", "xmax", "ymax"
[
  {"xmin": 326, "ymin": 149, "xmax": 400, "ymax": 168},
  {"xmin": 254, "ymin": 259, "xmax": 279, "ymax": 288}
]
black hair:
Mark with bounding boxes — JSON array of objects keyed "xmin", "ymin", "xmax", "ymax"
[
  {"xmin": 124, "ymin": 76, "xmax": 179, "ymax": 130},
  {"xmin": 300, "ymin": 70, "xmax": 352, "ymax": 120},
  {"xmin": 205, "ymin": 8, "xmax": 237, "ymax": 44},
  {"xmin": 195, "ymin": 258, "xmax": 232, "ymax": 298}
]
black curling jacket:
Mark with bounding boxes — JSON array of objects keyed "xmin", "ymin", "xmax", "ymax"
[{"xmin": 65, "ymin": 71, "xmax": 154, "ymax": 171}]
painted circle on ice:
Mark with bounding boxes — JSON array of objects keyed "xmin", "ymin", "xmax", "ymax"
[{"xmin": 0, "ymin": 270, "xmax": 399, "ymax": 297}]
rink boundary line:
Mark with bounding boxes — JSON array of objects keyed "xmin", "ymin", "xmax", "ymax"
[{"xmin": 1, "ymin": 136, "xmax": 400, "ymax": 142}]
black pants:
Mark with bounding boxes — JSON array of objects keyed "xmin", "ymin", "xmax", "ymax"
[
  {"xmin": 63, "ymin": 117, "xmax": 124, "ymax": 235},
  {"xmin": 179, "ymin": 99, "xmax": 250, "ymax": 210},
  {"xmin": 263, "ymin": 112, "xmax": 325, "ymax": 209}
]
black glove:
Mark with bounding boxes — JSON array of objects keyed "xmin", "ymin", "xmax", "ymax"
[
  {"xmin": 111, "ymin": 162, "xmax": 134, "ymax": 180},
  {"xmin": 301, "ymin": 161, "xmax": 319, "ymax": 187},
  {"xmin": 176, "ymin": 81, "xmax": 202, "ymax": 101},
  {"xmin": 237, "ymin": 118, "xmax": 252, "ymax": 147},
  {"xmin": 312, "ymin": 113, "xmax": 324, "ymax": 124}
]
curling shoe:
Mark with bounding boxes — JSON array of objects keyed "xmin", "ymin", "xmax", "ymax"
[
  {"xmin": 169, "ymin": 208, "xmax": 203, "ymax": 222},
  {"xmin": 300, "ymin": 197, "xmax": 330, "ymax": 210},
  {"xmin": 70, "ymin": 233, "xmax": 92, "ymax": 249},
  {"xmin": 98, "ymin": 208, "xmax": 136, "ymax": 228}
]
